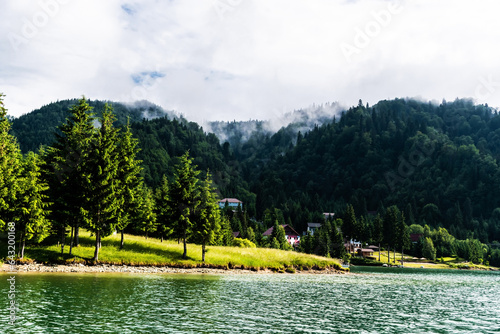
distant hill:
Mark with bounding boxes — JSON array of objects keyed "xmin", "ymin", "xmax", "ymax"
[{"xmin": 11, "ymin": 99, "xmax": 170, "ymax": 153}]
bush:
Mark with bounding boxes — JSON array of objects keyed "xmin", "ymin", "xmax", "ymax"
[{"xmin": 232, "ymin": 238, "xmax": 256, "ymax": 248}]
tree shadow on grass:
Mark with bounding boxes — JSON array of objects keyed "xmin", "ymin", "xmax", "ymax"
[
  {"xmin": 18, "ymin": 235, "xmax": 196, "ymax": 265},
  {"xmin": 82, "ymin": 235, "xmax": 195, "ymax": 262}
]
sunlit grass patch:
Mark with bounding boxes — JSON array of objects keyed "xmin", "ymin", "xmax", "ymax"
[{"xmin": 22, "ymin": 230, "xmax": 343, "ymax": 271}]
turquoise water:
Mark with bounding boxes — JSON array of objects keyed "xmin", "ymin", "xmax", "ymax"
[{"xmin": 1, "ymin": 268, "xmax": 499, "ymax": 333}]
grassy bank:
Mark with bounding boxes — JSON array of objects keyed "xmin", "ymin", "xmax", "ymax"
[{"xmin": 2, "ymin": 231, "xmax": 343, "ymax": 272}]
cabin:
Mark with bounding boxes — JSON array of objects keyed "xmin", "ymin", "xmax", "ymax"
[
  {"xmin": 357, "ymin": 248, "xmax": 374, "ymax": 257},
  {"xmin": 218, "ymin": 198, "xmax": 243, "ymax": 210},
  {"xmin": 263, "ymin": 224, "xmax": 301, "ymax": 247},
  {"xmin": 306, "ymin": 223, "xmax": 322, "ymax": 236}
]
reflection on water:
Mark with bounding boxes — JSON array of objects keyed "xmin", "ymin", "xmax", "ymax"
[{"xmin": 1, "ymin": 269, "xmax": 499, "ymax": 333}]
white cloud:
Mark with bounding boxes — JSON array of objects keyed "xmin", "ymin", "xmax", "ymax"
[{"xmin": 2, "ymin": 0, "xmax": 500, "ymax": 122}]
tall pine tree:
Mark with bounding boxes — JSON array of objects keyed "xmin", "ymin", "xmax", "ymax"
[
  {"xmin": 82, "ymin": 104, "xmax": 121, "ymax": 262},
  {"xmin": 168, "ymin": 151, "xmax": 200, "ymax": 259},
  {"xmin": 192, "ymin": 172, "xmax": 221, "ymax": 262},
  {"xmin": 44, "ymin": 97, "xmax": 95, "ymax": 254},
  {"xmin": 15, "ymin": 152, "xmax": 51, "ymax": 258},
  {"xmin": 0, "ymin": 94, "xmax": 22, "ymax": 229},
  {"xmin": 116, "ymin": 118, "xmax": 143, "ymax": 248}
]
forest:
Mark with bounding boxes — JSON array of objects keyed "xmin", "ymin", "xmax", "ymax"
[{"xmin": 2, "ymin": 94, "xmax": 500, "ymax": 266}]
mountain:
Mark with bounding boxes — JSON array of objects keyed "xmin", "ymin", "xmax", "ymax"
[
  {"xmin": 251, "ymin": 98, "xmax": 500, "ymax": 242},
  {"xmin": 11, "ymin": 99, "xmax": 170, "ymax": 153}
]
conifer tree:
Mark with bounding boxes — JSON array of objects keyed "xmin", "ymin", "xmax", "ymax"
[
  {"xmin": 82, "ymin": 104, "xmax": 120, "ymax": 261},
  {"xmin": 0, "ymin": 94, "xmax": 22, "ymax": 229},
  {"xmin": 136, "ymin": 184, "xmax": 157, "ymax": 239},
  {"xmin": 192, "ymin": 172, "xmax": 221, "ymax": 262},
  {"xmin": 45, "ymin": 97, "xmax": 95, "ymax": 253},
  {"xmin": 154, "ymin": 175, "xmax": 171, "ymax": 242},
  {"xmin": 15, "ymin": 152, "xmax": 51, "ymax": 258},
  {"xmin": 116, "ymin": 118, "xmax": 143, "ymax": 248},
  {"xmin": 169, "ymin": 151, "xmax": 200, "ymax": 259}
]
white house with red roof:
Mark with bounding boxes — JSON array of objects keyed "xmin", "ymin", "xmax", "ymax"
[
  {"xmin": 218, "ymin": 198, "xmax": 243, "ymax": 210},
  {"xmin": 263, "ymin": 224, "xmax": 301, "ymax": 247}
]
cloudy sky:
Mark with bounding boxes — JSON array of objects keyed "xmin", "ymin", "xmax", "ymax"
[{"xmin": 1, "ymin": 0, "xmax": 500, "ymax": 123}]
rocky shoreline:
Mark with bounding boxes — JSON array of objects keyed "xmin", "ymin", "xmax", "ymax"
[{"xmin": 1, "ymin": 263, "xmax": 347, "ymax": 275}]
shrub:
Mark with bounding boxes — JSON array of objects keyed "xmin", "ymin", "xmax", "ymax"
[{"xmin": 232, "ymin": 238, "xmax": 256, "ymax": 248}]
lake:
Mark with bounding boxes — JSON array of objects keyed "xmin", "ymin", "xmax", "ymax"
[{"xmin": 1, "ymin": 268, "xmax": 499, "ymax": 333}]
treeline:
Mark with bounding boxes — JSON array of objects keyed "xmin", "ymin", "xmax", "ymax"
[{"xmin": 298, "ymin": 202, "xmax": 500, "ymax": 266}]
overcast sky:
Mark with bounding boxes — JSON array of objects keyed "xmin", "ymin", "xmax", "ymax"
[{"xmin": 1, "ymin": 0, "xmax": 500, "ymax": 123}]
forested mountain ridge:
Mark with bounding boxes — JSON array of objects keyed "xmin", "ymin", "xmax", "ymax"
[
  {"xmin": 252, "ymin": 98, "xmax": 500, "ymax": 243},
  {"xmin": 11, "ymin": 99, "xmax": 170, "ymax": 153}
]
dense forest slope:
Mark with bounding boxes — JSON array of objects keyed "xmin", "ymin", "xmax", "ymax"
[
  {"xmin": 253, "ymin": 98, "xmax": 500, "ymax": 242},
  {"xmin": 8, "ymin": 97, "xmax": 500, "ymax": 243},
  {"xmin": 11, "ymin": 99, "xmax": 169, "ymax": 152}
]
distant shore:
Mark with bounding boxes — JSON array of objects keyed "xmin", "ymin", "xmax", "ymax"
[{"xmin": 0, "ymin": 263, "xmax": 348, "ymax": 275}]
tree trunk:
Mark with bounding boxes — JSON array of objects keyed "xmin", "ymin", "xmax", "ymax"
[
  {"xmin": 393, "ymin": 248, "xmax": 396, "ymax": 262},
  {"xmin": 161, "ymin": 235, "xmax": 163, "ymax": 243},
  {"xmin": 18, "ymin": 231, "xmax": 23, "ymax": 258},
  {"xmin": 183, "ymin": 231, "xmax": 187, "ymax": 259},
  {"xmin": 378, "ymin": 243, "xmax": 381, "ymax": 262},
  {"xmin": 69, "ymin": 225, "xmax": 74, "ymax": 256},
  {"xmin": 94, "ymin": 230, "xmax": 100, "ymax": 262},
  {"xmin": 75, "ymin": 225, "xmax": 79, "ymax": 247},
  {"xmin": 21, "ymin": 239, "xmax": 25, "ymax": 259},
  {"xmin": 61, "ymin": 227, "xmax": 66, "ymax": 255},
  {"xmin": 120, "ymin": 230, "xmax": 124, "ymax": 249},
  {"xmin": 387, "ymin": 247, "xmax": 390, "ymax": 264},
  {"xmin": 202, "ymin": 243, "xmax": 206, "ymax": 263},
  {"xmin": 401, "ymin": 247, "xmax": 404, "ymax": 266}
]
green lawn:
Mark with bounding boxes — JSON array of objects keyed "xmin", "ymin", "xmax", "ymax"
[{"xmin": 5, "ymin": 231, "xmax": 343, "ymax": 271}]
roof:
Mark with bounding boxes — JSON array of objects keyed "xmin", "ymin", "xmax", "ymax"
[
  {"xmin": 233, "ymin": 231, "xmax": 240, "ymax": 238},
  {"xmin": 218, "ymin": 198, "xmax": 242, "ymax": 204},
  {"xmin": 263, "ymin": 224, "xmax": 300, "ymax": 237},
  {"xmin": 367, "ymin": 245, "xmax": 379, "ymax": 249},
  {"xmin": 359, "ymin": 249, "xmax": 374, "ymax": 253},
  {"xmin": 307, "ymin": 223, "xmax": 322, "ymax": 228}
]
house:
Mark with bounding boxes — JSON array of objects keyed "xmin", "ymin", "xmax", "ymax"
[
  {"xmin": 367, "ymin": 245, "xmax": 380, "ymax": 252},
  {"xmin": 218, "ymin": 198, "xmax": 243, "ymax": 210},
  {"xmin": 306, "ymin": 223, "xmax": 322, "ymax": 236},
  {"xmin": 263, "ymin": 224, "xmax": 301, "ymax": 247},
  {"xmin": 344, "ymin": 239, "xmax": 362, "ymax": 254},
  {"xmin": 357, "ymin": 248, "xmax": 374, "ymax": 257}
]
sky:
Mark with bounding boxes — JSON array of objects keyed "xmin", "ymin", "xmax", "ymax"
[{"xmin": 1, "ymin": 0, "xmax": 500, "ymax": 123}]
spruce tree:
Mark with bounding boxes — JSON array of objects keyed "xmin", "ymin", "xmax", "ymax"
[
  {"xmin": 169, "ymin": 151, "xmax": 200, "ymax": 259},
  {"xmin": 136, "ymin": 184, "xmax": 157, "ymax": 239},
  {"xmin": 15, "ymin": 152, "xmax": 51, "ymax": 258},
  {"xmin": 44, "ymin": 97, "xmax": 95, "ymax": 253},
  {"xmin": 154, "ymin": 175, "xmax": 171, "ymax": 242},
  {"xmin": 82, "ymin": 104, "xmax": 120, "ymax": 262},
  {"xmin": 0, "ymin": 94, "xmax": 22, "ymax": 229},
  {"xmin": 192, "ymin": 172, "xmax": 221, "ymax": 262},
  {"xmin": 116, "ymin": 118, "xmax": 143, "ymax": 248}
]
